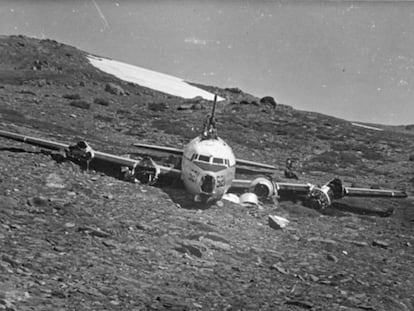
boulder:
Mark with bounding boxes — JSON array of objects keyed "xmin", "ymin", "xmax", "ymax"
[
  {"xmin": 69, "ymin": 100, "xmax": 90, "ymax": 110},
  {"xmin": 260, "ymin": 96, "xmax": 277, "ymax": 108},
  {"xmin": 105, "ymin": 83, "xmax": 126, "ymax": 96},
  {"xmin": 63, "ymin": 93, "xmax": 81, "ymax": 100},
  {"xmin": 148, "ymin": 102, "xmax": 168, "ymax": 112},
  {"xmin": 268, "ymin": 215, "xmax": 289, "ymax": 230}
]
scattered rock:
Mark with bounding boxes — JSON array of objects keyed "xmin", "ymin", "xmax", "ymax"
[
  {"xmin": 285, "ymin": 299, "xmax": 313, "ymax": 309},
  {"xmin": 62, "ymin": 93, "xmax": 81, "ymax": 100},
  {"xmin": 347, "ymin": 240, "xmax": 369, "ymax": 247},
  {"xmin": 27, "ymin": 196, "xmax": 48, "ymax": 207},
  {"xmin": 77, "ymin": 225, "xmax": 111, "ymax": 238},
  {"xmin": 19, "ymin": 89, "xmax": 36, "ymax": 95},
  {"xmin": 135, "ymin": 222, "xmax": 152, "ymax": 231},
  {"xmin": 308, "ymin": 274, "xmax": 319, "ymax": 282},
  {"xmin": 202, "ymin": 238, "xmax": 231, "ymax": 251},
  {"xmin": 2, "ymin": 255, "xmax": 21, "ymax": 268},
  {"xmin": 93, "ymin": 97, "xmax": 111, "ymax": 106},
  {"xmin": 174, "ymin": 241, "xmax": 206, "ymax": 258},
  {"xmin": 64, "ymin": 222, "xmax": 76, "ymax": 228},
  {"xmin": 177, "ymin": 103, "xmax": 194, "ymax": 110},
  {"xmin": 191, "ymin": 103, "xmax": 203, "ymax": 110},
  {"xmin": 260, "ymin": 96, "xmax": 277, "ymax": 108},
  {"xmin": 326, "ymin": 253, "xmax": 338, "ymax": 262},
  {"xmin": 225, "ymin": 87, "xmax": 242, "ymax": 93},
  {"xmin": 46, "ymin": 173, "xmax": 66, "ymax": 188},
  {"xmin": 372, "ymin": 240, "xmax": 389, "ymax": 249},
  {"xmin": 37, "ymin": 79, "xmax": 47, "ymax": 87},
  {"xmin": 307, "ymin": 237, "xmax": 337, "ymax": 245},
  {"xmin": 105, "ymin": 83, "xmax": 125, "ymax": 95},
  {"xmin": 268, "ymin": 215, "xmax": 289, "ymax": 230},
  {"xmin": 103, "ymin": 193, "xmax": 114, "ymax": 200},
  {"xmin": 155, "ymin": 295, "xmax": 191, "ymax": 311},
  {"xmin": 148, "ymin": 102, "xmax": 168, "ymax": 112},
  {"xmin": 69, "ymin": 100, "xmax": 91, "ymax": 109},
  {"xmin": 270, "ymin": 264, "xmax": 289, "ymax": 274}
]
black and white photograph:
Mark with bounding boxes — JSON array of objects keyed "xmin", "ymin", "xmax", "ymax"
[{"xmin": 0, "ymin": 1, "xmax": 413, "ymax": 310}]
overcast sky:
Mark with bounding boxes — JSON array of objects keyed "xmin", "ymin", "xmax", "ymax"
[{"xmin": 1, "ymin": 1, "xmax": 413, "ymax": 125}]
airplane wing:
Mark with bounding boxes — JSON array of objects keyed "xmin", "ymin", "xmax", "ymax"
[
  {"xmin": 0, "ymin": 129, "xmax": 181, "ymax": 182},
  {"xmin": 133, "ymin": 142, "xmax": 277, "ymax": 172},
  {"xmin": 231, "ymin": 177, "xmax": 407, "ymax": 209}
]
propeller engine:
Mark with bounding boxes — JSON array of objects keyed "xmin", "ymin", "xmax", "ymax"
[
  {"xmin": 306, "ymin": 178, "xmax": 345, "ymax": 209},
  {"xmin": 249, "ymin": 177, "xmax": 278, "ymax": 199}
]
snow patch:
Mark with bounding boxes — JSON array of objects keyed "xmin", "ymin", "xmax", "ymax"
[
  {"xmin": 87, "ymin": 55, "xmax": 223, "ymax": 101},
  {"xmin": 351, "ymin": 123, "xmax": 384, "ymax": 131}
]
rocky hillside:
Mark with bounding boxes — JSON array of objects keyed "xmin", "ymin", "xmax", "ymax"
[{"xmin": 0, "ymin": 35, "xmax": 413, "ymax": 310}]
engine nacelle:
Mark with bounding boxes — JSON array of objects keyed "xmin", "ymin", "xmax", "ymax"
[
  {"xmin": 306, "ymin": 178, "xmax": 346, "ymax": 209},
  {"xmin": 306, "ymin": 185, "xmax": 332, "ymax": 209},
  {"xmin": 67, "ymin": 141, "xmax": 95, "ymax": 162},
  {"xmin": 249, "ymin": 177, "xmax": 278, "ymax": 199},
  {"xmin": 132, "ymin": 156, "xmax": 160, "ymax": 185}
]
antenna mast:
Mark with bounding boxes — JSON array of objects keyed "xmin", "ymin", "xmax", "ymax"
[{"xmin": 202, "ymin": 94, "xmax": 218, "ymax": 139}]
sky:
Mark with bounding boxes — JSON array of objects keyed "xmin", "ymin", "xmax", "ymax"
[{"xmin": 0, "ymin": 0, "xmax": 413, "ymax": 125}]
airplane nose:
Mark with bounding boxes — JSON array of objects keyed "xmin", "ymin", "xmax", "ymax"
[{"xmin": 200, "ymin": 174, "xmax": 216, "ymax": 193}]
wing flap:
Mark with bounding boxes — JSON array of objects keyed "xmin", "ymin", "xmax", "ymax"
[
  {"xmin": 134, "ymin": 143, "xmax": 183, "ymax": 155},
  {"xmin": 235, "ymin": 159, "xmax": 276, "ymax": 170}
]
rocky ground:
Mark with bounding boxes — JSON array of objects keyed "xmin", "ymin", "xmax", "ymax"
[{"xmin": 0, "ymin": 35, "xmax": 413, "ymax": 310}]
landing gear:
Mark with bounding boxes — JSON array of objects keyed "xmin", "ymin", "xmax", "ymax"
[{"xmin": 193, "ymin": 194, "xmax": 224, "ymax": 208}]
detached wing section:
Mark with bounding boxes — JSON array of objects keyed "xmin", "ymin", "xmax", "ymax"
[
  {"xmin": 231, "ymin": 177, "xmax": 407, "ymax": 209},
  {"xmin": 134, "ymin": 142, "xmax": 277, "ymax": 173},
  {"xmin": 342, "ymin": 187, "xmax": 407, "ymax": 198},
  {"xmin": 0, "ymin": 130, "xmax": 69, "ymax": 150},
  {"xmin": 0, "ymin": 130, "xmax": 181, "ymax": 183}
]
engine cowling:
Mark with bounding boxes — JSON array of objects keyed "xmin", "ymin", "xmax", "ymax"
[
  {"xmin": 133, "ymin": 156, "xmax": 161, "ymax": 185},
  {"xmin": 306, "ymin": 178, "xmax": 346, "ymax": 209},
  {"xmin": 67, "ymin": 141, "xmax": 95, "ymax": 162},
  {"xmin": 249, "ymin": 177, "xmax": 278, "ymax": 199},
  {"xmin": 306, "ymin": 185, "xmax": 332, "ymax": 209}
]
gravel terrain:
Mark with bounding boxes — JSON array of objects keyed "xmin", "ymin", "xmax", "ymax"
[{"xmin": 0, "ymin": 35, "xmax": 413, "ymax": 310}]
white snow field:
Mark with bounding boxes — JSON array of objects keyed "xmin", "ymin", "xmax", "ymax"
[
  {"xmin": 87, "ymin": 55, "xmax": 223, "ymax": 101},
  {"xmin": 351, "ymin": 123, "xmax": 384, "ymax": 131}
]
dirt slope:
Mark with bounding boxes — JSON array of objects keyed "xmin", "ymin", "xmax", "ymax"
[{"xmin": 0, "ymin": 35, "xmax": 413, "ymax": 310}]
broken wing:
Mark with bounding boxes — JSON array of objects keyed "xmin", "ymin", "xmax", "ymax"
[
  {"xmin": 231, "ymin": 177, "xmax": 407, "ymax": 209},
  {"xmin": 0, "ymin": 129, "xmax": 181, "ymax": 182}
]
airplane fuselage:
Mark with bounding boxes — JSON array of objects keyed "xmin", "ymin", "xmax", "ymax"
[{"xmin": 181, "ymin": 135, "xmax": 236, "ymax": 202}]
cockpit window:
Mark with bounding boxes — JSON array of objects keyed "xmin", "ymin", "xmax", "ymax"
[
  {"xmin": 198, "ymin": 155, "xmax": 210, "ymax": 163},
  {"xmin": 212, "ymin": 157, "xmax": 223, "ymax": 164}
]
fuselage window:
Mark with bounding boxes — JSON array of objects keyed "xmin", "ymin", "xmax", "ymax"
[{"xmin": 190, "ymin": 153, "xmax": 197, "ymax": 161}]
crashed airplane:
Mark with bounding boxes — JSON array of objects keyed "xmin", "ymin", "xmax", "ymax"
[{"xmin": 0, "ymin": 95, "xmax": 407, "ymax": 209}]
